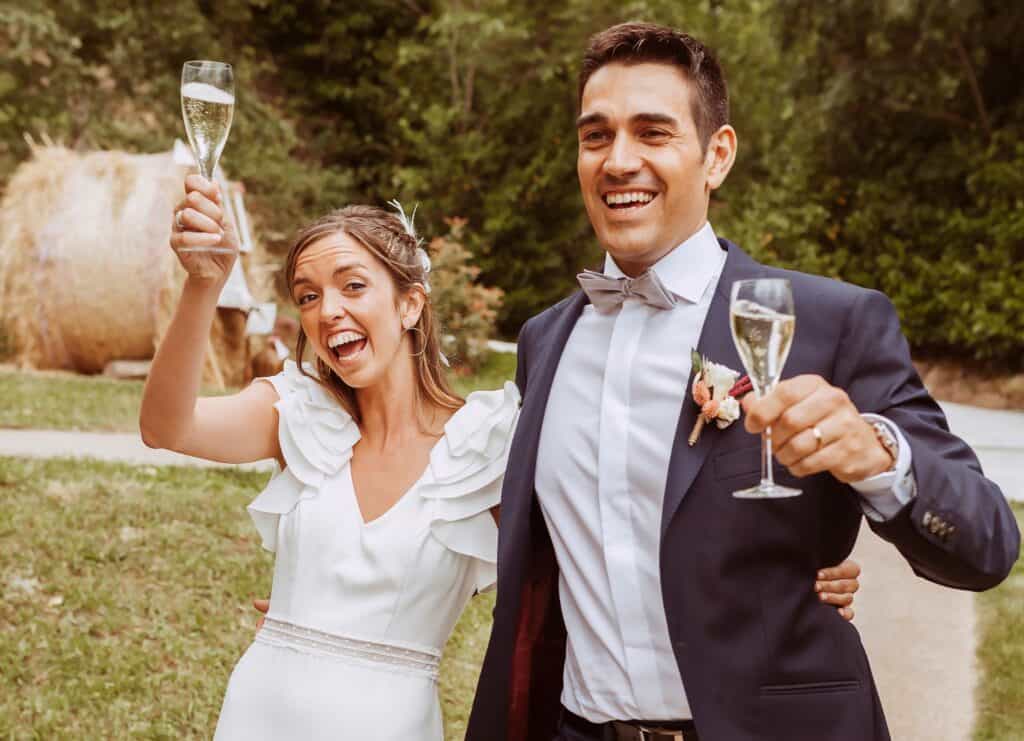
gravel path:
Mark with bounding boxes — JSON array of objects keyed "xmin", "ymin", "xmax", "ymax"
[
  {"xmin": 0, "ymin": 428, "xmax": 275, "ymax": 471},
  {"xmin": 851, "ymin": 526, "xmax": 976, "ymax": 740}
]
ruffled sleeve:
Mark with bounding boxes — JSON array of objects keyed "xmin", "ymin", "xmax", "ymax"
[
  {"xmin": 419, "ymin": 381, "xmax": 520, "ymax": 592},
  {"xmin": 247, "ymin": 361, "xmax": 360, "ymax": 551}
]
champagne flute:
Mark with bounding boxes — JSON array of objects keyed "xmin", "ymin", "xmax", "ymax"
[
  {"xmin": 180, "ymin": 60, "xmax": 234, "ymax": 254},
  {"xmin": 729, "ymin": 278, "xmax": 801, "ymax": 499}
]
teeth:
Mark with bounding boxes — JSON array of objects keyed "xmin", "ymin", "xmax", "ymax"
[
  {"xmin": 327, "ymin": 331, "xmax": 365, "ymax": 349},
  {"xmin": 605, "ymin": 191, "xmax": 655, "ymax": 206}
]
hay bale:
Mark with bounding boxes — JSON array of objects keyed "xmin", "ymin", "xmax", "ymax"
[{"xmin": 0, "ymin": 144, "xmax": 273, "ymax": 387}]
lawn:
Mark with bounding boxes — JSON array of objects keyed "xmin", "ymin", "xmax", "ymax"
[
  {"xmin": 974, "ymin": 502, "xmax": 1024, "ymax": 740},
  {"xmin": 0, "ymin": 352, "xmax": 517, "ymax": 739},
  {"xmin": 0, "ymin": 457, "xmax": 495, "ymax": 740},
  {"xmin": 0, "ymin": 352, "xmax": 518, "ymax": 434}
]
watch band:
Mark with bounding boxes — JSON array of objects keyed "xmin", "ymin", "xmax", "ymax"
[{"xmin": 871, "ymin": 420, "xmax": 899, "ymax": 470}]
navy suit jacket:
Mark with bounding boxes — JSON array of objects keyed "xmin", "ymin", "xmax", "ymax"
[{"xmin": 465, "ymin": 239, "xmax": 1019, "ymax": 741}]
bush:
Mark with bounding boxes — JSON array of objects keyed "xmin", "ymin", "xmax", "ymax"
[{"xmin": 428, "ymin": 218, "xmax": 503, "ymax": 373}]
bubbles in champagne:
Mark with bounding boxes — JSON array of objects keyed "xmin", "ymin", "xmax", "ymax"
[
  {"xmin": 181, "ymin": 82, "xmax": 235, "ymax": 179},
  {"xmin": 730, "ymin": 299, "xmax": 796, "ymax": 392}
]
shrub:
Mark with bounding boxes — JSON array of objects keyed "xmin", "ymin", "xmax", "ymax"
[{"xmin": 428, "ymin": 218, "xmax": 503, "ymax": 373}]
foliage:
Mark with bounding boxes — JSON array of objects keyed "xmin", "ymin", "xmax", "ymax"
[
  {"xmin": 429, "ymin": 218, "xmax": 504, "ymax": 371},
  {"xmin": 726, "ymin": 0, "xmax": 1024, "ymax": 368},
  {"xmin": 0, "ymin": 0, "xmax": 1021, "ymax": 365}
]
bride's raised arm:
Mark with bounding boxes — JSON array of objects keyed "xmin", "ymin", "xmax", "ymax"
[{"xmin": 139, "ymin": 174, "xmax": 280, "ymax": 466}]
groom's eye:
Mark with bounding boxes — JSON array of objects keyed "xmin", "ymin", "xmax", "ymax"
[{"xmin": 582, "ymin": 130, "xmax": 611, "ymax": 145}]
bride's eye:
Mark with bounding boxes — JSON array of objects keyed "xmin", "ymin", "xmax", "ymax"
[{"xmin": 297, "ymin": 292, "xmax": 318, "ymax": 305}]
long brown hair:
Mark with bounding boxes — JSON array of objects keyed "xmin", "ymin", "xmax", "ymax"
[{"xmin": 284, "ymin": 205, "xmax": 463, "ymax": 426}]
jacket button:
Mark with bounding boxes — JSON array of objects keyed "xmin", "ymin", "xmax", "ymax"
[{"xmin": 922, "ymin": 511, "xmax": 933, "ymax": 528}]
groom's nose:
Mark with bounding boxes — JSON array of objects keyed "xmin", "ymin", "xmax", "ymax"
[{"xmin": 603, "ymin": 133, "xmax": 643, "ymax": 177}]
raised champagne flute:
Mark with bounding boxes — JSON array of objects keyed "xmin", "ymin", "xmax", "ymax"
[
  {"xmin": 729, "ymin": 278, "xmax": 801, "ymax": 499},
  {"xmin": 180, "ymin": 60, "xmax": 234, "ymax": 254}
]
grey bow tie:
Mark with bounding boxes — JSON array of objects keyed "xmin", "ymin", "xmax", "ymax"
[{"xmin": 577, "ymin": 269, "xmax": 677, "ymax": 314}]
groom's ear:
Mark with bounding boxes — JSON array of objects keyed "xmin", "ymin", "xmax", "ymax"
[{"xmin": 705, "ymin": 124, "xmax": 737, "ymax": 191}]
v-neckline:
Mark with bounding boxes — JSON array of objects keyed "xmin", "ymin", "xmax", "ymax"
[{"xmin": 346, "ymin": 433, "xmax": 445, "ymax": 528}]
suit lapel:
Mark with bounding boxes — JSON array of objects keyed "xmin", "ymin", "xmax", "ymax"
[{"xmin": 661, "ymin": 241, "xmax": 761, "ymax": 536}]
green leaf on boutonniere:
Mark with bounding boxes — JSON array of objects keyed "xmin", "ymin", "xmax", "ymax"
[{"xmin": 690, "ymin": 349, "xmax": 702, "ymax": 375}]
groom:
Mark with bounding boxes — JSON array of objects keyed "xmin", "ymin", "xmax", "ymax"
[{"xmin": 465, "ymin": 22, "xmax": 1019, "ymax": 741}]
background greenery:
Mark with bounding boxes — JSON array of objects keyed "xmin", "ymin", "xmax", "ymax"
[{"xmin": 1, "ymin": 0, "xmax": 1021, "ymax": 365}]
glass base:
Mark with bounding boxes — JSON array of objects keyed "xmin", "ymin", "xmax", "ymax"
[
  {"xmin": 733, "ymin": 481, "xmax": 802, "ymax": 499},
  {"xmin": 177, "ymin": 246, "xmax": 235, "ymax": 254}
]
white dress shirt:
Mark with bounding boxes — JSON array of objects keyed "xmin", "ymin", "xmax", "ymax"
[{"xmin": 534, "ymin": 222, "xmax": 915, "ymax": 723}]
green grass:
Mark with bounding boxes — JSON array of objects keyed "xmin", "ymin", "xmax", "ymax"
[
  {"xmin": 0, "ymin": 370, "xmax": 149, "ymax": 433},
  {"xmin": 974, "ymin": 502, "xmax": 1024, "ymax": 740},
  {"xmin": 0, "ymin": 351, "xmax": 518, "ymax": 434},
  {"xmin": 0, "ymin": 456, "xmax": 496, "ymax": 739},
  {"xmin": 0, "ymin": 354, "xmax": 516, "ymax": 739},
  {"xmin": 450, "ymin": 351, "xmax": 517, "ymax": 398}
]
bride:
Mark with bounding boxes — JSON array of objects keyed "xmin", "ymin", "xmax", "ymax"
[{"xmin": 140, "ymin": 175, "xmax": 861, "ymax": 740}]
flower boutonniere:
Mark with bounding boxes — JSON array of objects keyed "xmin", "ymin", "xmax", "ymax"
[{"xmin": 688, "ymin": 349, "xmax": 753, "ymax": 446}]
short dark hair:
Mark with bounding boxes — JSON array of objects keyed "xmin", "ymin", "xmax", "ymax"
[{"xmin": 578, "ymin": 22, "xmax": 729, "ymax": 150}]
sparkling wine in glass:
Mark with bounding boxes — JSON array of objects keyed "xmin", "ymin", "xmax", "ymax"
[
  {"xmin": 180, "ymin": 60, "xmax": 234, "ymax": 254},
  {"xmin": 729, "ymin": 278, "xmax": 801, "ymax": 499}
]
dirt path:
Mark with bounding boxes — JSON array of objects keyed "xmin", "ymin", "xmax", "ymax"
[
  {"xmin": 0, "ymin": 428, "xmax": 274, "ymax": 470},
  {"xmin": 851, "ymin": 526, "xmax": 976, "ymax": 740}
]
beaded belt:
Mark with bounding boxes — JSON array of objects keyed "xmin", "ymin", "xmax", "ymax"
[{"xmin": 256, "ymin": 617, "xmax": 441, "ymax": 680}]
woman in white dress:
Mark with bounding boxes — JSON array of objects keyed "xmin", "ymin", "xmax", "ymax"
[{"xmin": 140, "ymin": 175, "xmax": 861, "ymax": 740}]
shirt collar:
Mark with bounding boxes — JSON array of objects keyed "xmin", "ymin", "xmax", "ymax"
[{"xmin": 603, "ymin": 222, "xmax": 723, "ymax": 304}]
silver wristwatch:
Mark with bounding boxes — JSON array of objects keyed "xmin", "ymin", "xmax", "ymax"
[{"xmin": 871, "ymin": 420, "xmax": 899, "ymax": 471}]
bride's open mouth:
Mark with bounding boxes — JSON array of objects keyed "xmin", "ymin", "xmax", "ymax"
[
  {"xmin": 602, "ymin": 190, "xmax": 658, "ymax": 211},
  {"xmin": 327, "ymin": 330, "xmax": 368, "ymax": 361}
]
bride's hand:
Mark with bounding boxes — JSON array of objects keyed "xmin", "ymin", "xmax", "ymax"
[
  {"xmin": 815, "ymin": 559, "xmax": 860, "ymax": 621},
  {"xmin": 169, "ymin": 174, "xmax": 240, "ymax": 282},
  {"xmin": 253, "ymin": 597, "xmax": 269, "ymax": 631}
]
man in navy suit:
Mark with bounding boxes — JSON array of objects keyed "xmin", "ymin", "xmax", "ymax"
[{"xmin": 465, "ymin": 21, "xmax": 1019, "ymax": 741}]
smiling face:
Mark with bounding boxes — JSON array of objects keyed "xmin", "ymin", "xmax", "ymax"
[
  {"xmin": 577, "ymin": 62, "xmax": 736, "ymax": 275},
  {"xmin": 291, "ymin": 231, "xmax": 424, "ymax": 390}
]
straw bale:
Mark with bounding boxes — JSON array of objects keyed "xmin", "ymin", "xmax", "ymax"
[{"xmin": 0, "ymin": 145, "xmax": 273, "ymax": 387}]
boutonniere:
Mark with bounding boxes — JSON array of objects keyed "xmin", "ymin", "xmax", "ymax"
[{"xmin": 688, "ymin": 349, "xmax": 753, "ymax": 446}]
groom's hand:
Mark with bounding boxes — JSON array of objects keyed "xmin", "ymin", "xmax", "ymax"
[{"xmin": 742, "ymin": 375, "xmax": 893, "ymax": 483}]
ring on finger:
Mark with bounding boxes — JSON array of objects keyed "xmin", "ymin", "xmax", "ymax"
[
  {"xmin": 811, "ymin": 425, "xmax": 824, "ymax": 450},
  {"xmin": 175, "ymin": 210, "xmax": 185, "ymax": 230}
]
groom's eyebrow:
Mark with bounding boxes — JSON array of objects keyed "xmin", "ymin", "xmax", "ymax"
[
  {"xmin": 576, "ymin": 112, "xmax": 609, "ymax": 129},
  {"xmin": 632, "ymin": 112, "xmax": 678, "ymax": 127},
  {"xmin": 576, "ymin": 112, "xmax": 680, "ymax": 128}
]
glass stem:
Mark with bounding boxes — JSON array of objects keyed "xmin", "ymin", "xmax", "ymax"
[{"xmin": 763, "ymin": 426, "xmax": 774, "ymax": 487}]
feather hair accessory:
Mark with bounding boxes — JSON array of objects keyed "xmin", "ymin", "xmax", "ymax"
[{"xmin": 387, "ymin": 198, "xmax": 432, "ymax": 294}]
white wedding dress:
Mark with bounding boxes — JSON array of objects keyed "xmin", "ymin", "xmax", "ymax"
[{"xmin": 213, "ymin": 361, "xmax": 519, "ymax": 740}]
